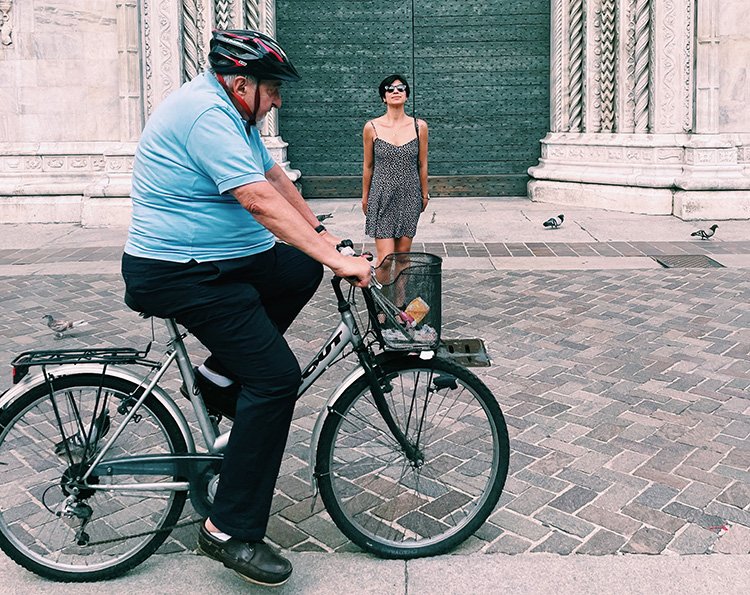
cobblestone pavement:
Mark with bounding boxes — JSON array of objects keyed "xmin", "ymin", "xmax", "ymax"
[
  {"xmin": 1, "ymin": 241, "xmax": 750, "ymax": 265},
  {"xmin": 0, "ymin": 263, "xmax": 748, "ymax": 558}
]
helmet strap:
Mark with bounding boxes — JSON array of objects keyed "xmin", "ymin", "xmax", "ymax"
[{"xmin": 215, "ymin": 73, "xmax": 259, "ymax": 126}]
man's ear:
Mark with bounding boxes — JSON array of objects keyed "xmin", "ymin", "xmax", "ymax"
[{"xmin": 233, "ymin": 76, "xmax": 249, "ymax": 95}]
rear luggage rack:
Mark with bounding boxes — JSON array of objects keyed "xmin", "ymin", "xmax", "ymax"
[{"xmin": 11, "ymin": 346, "xmax": 154, "ymax": 384}]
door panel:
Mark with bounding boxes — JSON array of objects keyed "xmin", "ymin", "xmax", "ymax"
[{"xmin": 276, "ymin": 0, "xmax": 549, "ymax": 197}]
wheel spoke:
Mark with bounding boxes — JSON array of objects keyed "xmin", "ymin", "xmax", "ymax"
[
  {"xmin": 319, "ymin": 358, "xmax": 509, "ymax": 557},
  {"xmin": 0, "ymin": 376, "xmax": 187, "ymax": 580}
]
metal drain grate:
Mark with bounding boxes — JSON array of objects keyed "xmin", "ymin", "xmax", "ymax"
[{"xmin": 653, "ymin": 254, "xmax": 724, "ymax": 268}]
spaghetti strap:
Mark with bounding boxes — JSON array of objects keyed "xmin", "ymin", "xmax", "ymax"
[{"xmin": 370, "ymin": 121, "xmax": 378, "ymax": 138}]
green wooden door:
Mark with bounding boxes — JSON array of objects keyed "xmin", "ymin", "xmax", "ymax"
[{"xmin": 276, "ymin": 0, "xmax": 549, "ymax": 197}]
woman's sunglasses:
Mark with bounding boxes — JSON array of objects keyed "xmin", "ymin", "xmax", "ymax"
[{"xmin": 384, "ymin": 84, "xmax": 407, "ymax": 93}]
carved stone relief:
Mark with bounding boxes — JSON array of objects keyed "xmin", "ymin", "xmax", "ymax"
[
  {"xmin": 0, "ymin": 0, "xmax": 12, "ymax": 46},
  {"xmin": 568, "ymin": 0, "xmax": 586, "ymax": 131},
  {"xmin": 181, "ymin": 0, "xmax": 207, "ymax": 81},
  {"xmin": 633, "ymin": 0, "xmax": 650, "ymax": 132},
  {"xmin": 244, "ymin": 0, "xmax": 260, "ymax": 29},
  {"xmin": 550, "ymin": 0, "xmax": 569, "ymax": 132},
  {"xmin": 599, "ymin": 0, "xmax": 616, "ymax": 131},
  {"xmin": 587, "ymin": 0, "xmax": 603, "ymax": 132},
  {"xmin": 615, "ymin": 0, "xmax": 636, "ymax": 132},
  {"xmin": 214, "ymin": 0, "xmax": 233, "ymax": 29}
]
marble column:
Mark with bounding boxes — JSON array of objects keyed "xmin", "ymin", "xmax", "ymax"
[
  {"xmin": 529, "ymin": 0, "xmax": 750, "ymax": 220},
  {"xmin": 256, "ymin": 0, "xmax": 300, "ymax": 181}
]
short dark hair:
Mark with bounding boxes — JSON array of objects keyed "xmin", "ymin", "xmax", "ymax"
[{"xmin": 378, "ymin": 74, "xmax": 410, "ymax": 100}]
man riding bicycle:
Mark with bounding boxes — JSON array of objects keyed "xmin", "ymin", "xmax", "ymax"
[{"xmin": 121, "ymin": 29, "xmax": 371, "ymax": 586}]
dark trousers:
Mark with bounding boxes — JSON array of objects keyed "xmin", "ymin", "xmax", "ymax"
[{"xmin": 122, "ymin": 244, "xmax": 323, "ymax": 541}]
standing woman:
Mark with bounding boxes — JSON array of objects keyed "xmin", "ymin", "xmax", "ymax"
[{"xmin": 362, "ymin": 74, "xmax": 429, "ymax": 265}]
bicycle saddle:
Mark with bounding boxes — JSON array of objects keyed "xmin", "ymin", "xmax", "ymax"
[{"xmin": 123, "ymin": 291, "xmax": 151, "ymax": 318}]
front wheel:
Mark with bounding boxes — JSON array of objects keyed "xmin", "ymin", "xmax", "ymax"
[
  {"xmin": 0, "ymin": 374, "xmax": 188, "ymax": 582},
  {"xmin": 316, "ymin": 356, "xmax": 509, "ymax": 558}
]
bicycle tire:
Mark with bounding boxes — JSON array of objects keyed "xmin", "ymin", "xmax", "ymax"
[
  {"xmin": 316, "ymin": 355, "xmax": 509, "ymax": 559},
  {"xmin": 0, "ymin": 373, "xmax": 188, "ymax": 582}
]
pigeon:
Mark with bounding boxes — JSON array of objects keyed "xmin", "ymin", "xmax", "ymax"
[
  {"xmin": 690, "ymin": 224, "xmax": 718, "ymax": 240},
  {"xmin": 543, "ymin": 214, "xmax": 564, "ymax": 229},
  {"xmin": 42, "ymin": 314, "xmax": 87, "ymax": 338},
  {"xmin": 316, "ymin": 213, "xmax": 333, "ymax": 222}
]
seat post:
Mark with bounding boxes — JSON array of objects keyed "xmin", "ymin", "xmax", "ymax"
[{"xmin": 163, "ymin": 318, "xmax": 220, "ymax": 450}]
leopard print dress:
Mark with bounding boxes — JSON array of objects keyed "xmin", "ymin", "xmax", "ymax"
[{"xmin": 365, "ymin": 121, "xmax": 422, "ymax": 239}]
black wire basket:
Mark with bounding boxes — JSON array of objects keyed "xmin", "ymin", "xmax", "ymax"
[{"xmin": 369, "ymin": 252, "xmax": 442, "ymax": 350}]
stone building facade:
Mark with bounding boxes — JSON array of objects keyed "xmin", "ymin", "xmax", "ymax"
[
  {"xmin": 529, "ymin": 0, "xmax": 750, "ymax": 219},
  {"xmin": 0, "ymin": 1, "xmax": 748, "ymax": 223}
]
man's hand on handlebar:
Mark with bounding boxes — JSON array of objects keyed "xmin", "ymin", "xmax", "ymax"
[{"xmin": 333, "ymin": 240, "xmax": 372, "ymax": 288}]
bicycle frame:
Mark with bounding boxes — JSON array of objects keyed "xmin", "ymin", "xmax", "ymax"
[{"xmin": 1, "ymin": 277, "xmax": 430, "ymax": 512}]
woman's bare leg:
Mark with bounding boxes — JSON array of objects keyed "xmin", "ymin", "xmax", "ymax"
[
  {"xmin": 394, "ymin": 237, "xmax": 414, "ymax": 253},
  {"xmin": 375, "ymin": 238, "xmax": 396, "ymax": 266}
]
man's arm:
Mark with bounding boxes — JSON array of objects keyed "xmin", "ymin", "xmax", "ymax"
[
  {"xmin": 264, "ymin": 164, "xmax": 342, "ymax": 244},
  {"xmin": 232, "ymin": 180, "xmax": 370, "ymax": 286}
]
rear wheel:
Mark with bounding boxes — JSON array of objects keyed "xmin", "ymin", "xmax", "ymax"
[
  {"xmin": 316, "ymin": 356, "xmax": 509, "ymax": 558},
  {"xmin": 0, "ymin": 374, "xmax": 188, "ymax": 581}
]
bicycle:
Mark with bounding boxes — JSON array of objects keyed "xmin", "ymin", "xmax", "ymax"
[{"xmin": 0, "ymin": 251, "xmax": 509, "ymax": 582}]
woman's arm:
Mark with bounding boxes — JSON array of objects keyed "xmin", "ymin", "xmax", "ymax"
[
  {"xmin": 362, "ymin": 122, "xmax": 375, "ymax": 215},
  {"xmin": 417, "ymin": 119, "xmax": 429, "ymax": 212}
]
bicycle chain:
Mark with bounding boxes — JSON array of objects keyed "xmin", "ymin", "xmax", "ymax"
[{"xmin": 81, "ymin": 517, "xmax": 203, "ymax": 547}]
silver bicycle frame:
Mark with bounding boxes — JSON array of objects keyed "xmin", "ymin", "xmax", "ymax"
[
  {"xmin": 49, "ymin": 285, "xmax": 366, "ymax": 495},
  {"xmin": 148, "ymin": 292, "xmax": 362, "ymax": 455}
]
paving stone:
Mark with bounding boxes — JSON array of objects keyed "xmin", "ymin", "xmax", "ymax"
[
  {"xmin": 531, "ymin": 531, "xmax": 581, "ymax": 554},
  {"xmin": 514, "ymin": 469, "xmax": 570, "ymax": 493},
  {"xmin": 662, "ymin": 501, "xmax": 728, "ymax": 532},
  {"xmin": 713, "ymin": 524, "xmax": 750, "ymax": 554},
  {"xmin": 489, "ymin": 509, "xmax": 550, "ymax": 542},
  {"xmin": 705, "ymin": 502, "xmax": 750, "ymax": 528},
  {"xmin": 667, "ymin": 524, "xmax": 720, "ymax": 554},
  {"xmin": 622, "ymin": 526, "xmax": 673, "ymax": 554},
  {"xmin": 633, "ymin": 484, "xmax": 679, "ymax": 509},
  {"xmin": 473, "ymin": 520, "xmax": 504, "ymax": 543},
  {"xmin": 556, "ymin": 468, "xmax": 611, "ymax": 491},
  {"xmin": 676, "ymin": 482, "xmax": 723, "ymax": 509},
  {"xmin": 266, "ymin": 516, "xmax": 308, "ymax": 548},
  {"xmin": 577, "ymin": 504, "xmax": 641, "ymax": 537},
  {"xmin": 548, "ymin": 486, "xmax": 599, "ymax": 514},
  {"xmin": 296, "ymin": 514, "xmax": 349, "ymax": 550},
  {"xmin": 505, "ymin": 486, "xmax": 556, "ymax": 516},
  {"xmin": 290, "ymin": 540, "xmax": 328, "ymax": 552},
  {"xmin": 674, "ymin": 464, "xmax": 734, "ymax": 489},
  {"xmin": 527, "ymin": 451, "xmax": 576, "ymax": 476},
  {"xmin": 576, "ymin": 529, "xmax": 628, "ymax": 555},
  {"xmin": 622, "ymin": 503, "xmax": 686, "ymax": 533},
  {"xmin": 717, "ymin": 482, "xmax": 750, "ymax": 509},
  {"xmin": 485, "ymin": 533, "xmax": 533, "ymax": 554},
  {"xmin": 534, "ymin": 507, "xmax": 595, "ymax": 539},
  {"xmin": 714, "ymin": 464, "xmax": 750, "ymax": 484}
]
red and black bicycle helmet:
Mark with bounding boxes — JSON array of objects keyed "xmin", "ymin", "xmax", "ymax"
[{"xmin": 209, "ymin": 29, "xmax": 301, "ymax": 82}]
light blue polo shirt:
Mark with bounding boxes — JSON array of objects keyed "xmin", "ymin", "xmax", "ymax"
[{"xmin": 125, "ymin": 71, "xmax": 276, "ymax": 262}]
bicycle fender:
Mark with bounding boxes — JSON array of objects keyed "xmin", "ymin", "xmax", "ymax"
[
  {"xmin": 0, "ymin": 364, "xmax": 195, "ymax": 452},
  {"xmin": 307, "ymin": 351, "xmax": 428, "ymax": 489},
  {"xmin": 308, "ymin": 365, "xmax": 367, "ymax": 489}
]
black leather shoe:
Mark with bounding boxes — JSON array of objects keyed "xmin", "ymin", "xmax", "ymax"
[
  {"xmin": 180, "ymin": 367, "xmax": 239, "ymax": 420},
  {"xmin": 197, "ymin": 524, "xmax": 292, "ymax": 586}
]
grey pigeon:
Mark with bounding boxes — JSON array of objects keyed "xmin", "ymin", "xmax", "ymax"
[
  {"xmin": 316, "ymin": 213, "xmax": 333, "ymax": 222},
  {"xmin": 690, "ymin": 224, "xmax": 718, "ymax": 240},
  {"xmin": 42, "ymin": 314, "xmax": 87, "ymax": 338},
  {"xmin": 543, "ymin": 214, "xmax": 564, "ymax": 229}
]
